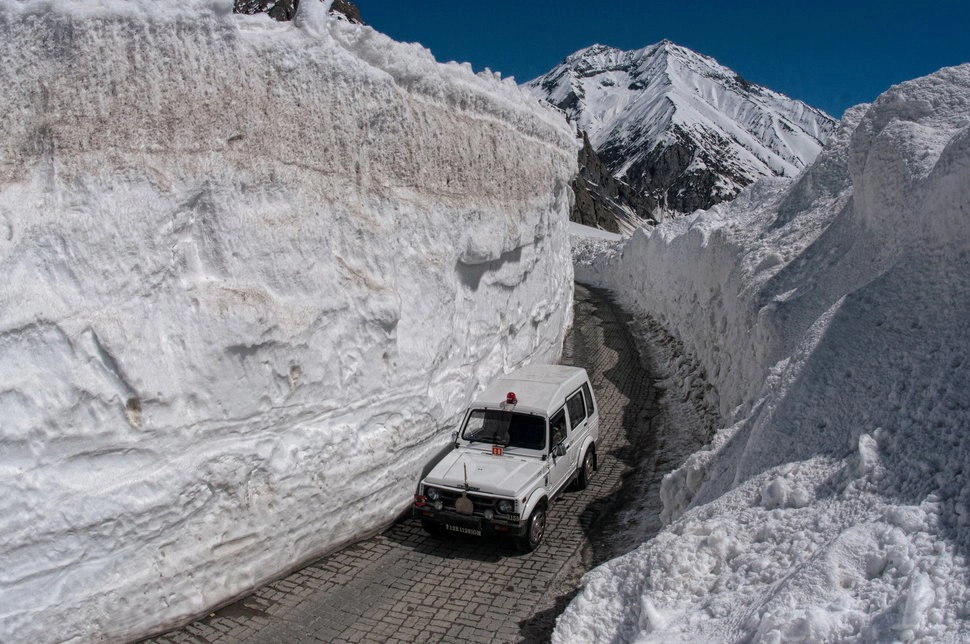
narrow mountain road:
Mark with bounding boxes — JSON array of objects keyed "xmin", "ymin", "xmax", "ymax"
[{"xmin": 144, "ymin": 285, "xmax": 670, "ymax": 644}]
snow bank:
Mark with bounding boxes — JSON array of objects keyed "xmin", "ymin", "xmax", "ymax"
[
  {"xmin": 0, "ymin": 1, "xmax": 577, "ymax": 641},
  {"xmin": 563, "ymin": 64, "xmax": 970, "ymax": 641},
  {"xmin": 569, "ymin": 221, "xmax": 623, "ymax": 242}
]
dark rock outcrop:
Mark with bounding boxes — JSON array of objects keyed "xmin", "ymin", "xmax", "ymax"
[
  {"xmin": 620, "ymin": 125, "xmax": 753, "ymax": 215},
  {"xmin": 233, "ymin": 0, "xmax": 363, "ymax": 24},
  {"xmin": 233, "ymin": 0, "xmax": 297, "ymax": 20},
  {"xmin": 331, "ymin": 0, "xmax": 363, "ymax": 23},
  {"xmin": 571, "ymin": 132, "xmax": 655, "ymax": 232}
]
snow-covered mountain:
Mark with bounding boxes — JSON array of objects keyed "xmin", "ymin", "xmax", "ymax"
[
  {"xmin": 527, "ymin": 41, "xmax": 837, "ymax": 218},
  {"xmin": 0, "ymin": 1, "xmax": 576, "ymax": 641},
  {"xmin": 567, "ymin": 63, "xmax": 970, "ymax": 641}
]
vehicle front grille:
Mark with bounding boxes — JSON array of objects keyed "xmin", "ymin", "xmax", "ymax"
[{"xmin": 435, "ymin": 488, "xmax": 502, "ymax": 516}]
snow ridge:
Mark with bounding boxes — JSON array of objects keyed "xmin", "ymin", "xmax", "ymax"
[{"xmin": 566, "ymin": 64, "xmax": 970, "ymax": 642}]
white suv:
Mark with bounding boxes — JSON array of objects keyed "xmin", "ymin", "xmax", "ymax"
[{"xmin": 413, "ymin": 364, "xmax": 599, "ymax": 552}]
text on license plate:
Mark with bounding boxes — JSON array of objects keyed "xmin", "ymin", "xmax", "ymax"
[{"xmin": 445, "ymin": 524, "xmax": 482, "ymax": 536}]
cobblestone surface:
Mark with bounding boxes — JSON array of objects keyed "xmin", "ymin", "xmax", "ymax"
[{"xmin": 142, "ymin": 285, "xmax": 659, "ymax": 644}]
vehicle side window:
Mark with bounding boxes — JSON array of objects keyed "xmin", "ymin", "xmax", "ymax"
[
  {"xmin": 550, "ymin": 408, "xmax": 567, "ymax": 448},
  {"xmin": 582, "ymin": 382, "xmax": 595, "ymax": 415},
  {"xmin": 566, "ymin": 390, "xmax": 586, "ymax": 429}
]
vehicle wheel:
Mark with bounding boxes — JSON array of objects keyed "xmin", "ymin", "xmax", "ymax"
[
  {"xmin": 516, "ymin": 504, "xmax": 547, "ymax": 553},
  {"xmin": 421, "ymin": 519, "xmax": 443, "ymax": 537},
  {"xmin": 576, "ymin": 449, "xmax": 595, "ymax": 490}
]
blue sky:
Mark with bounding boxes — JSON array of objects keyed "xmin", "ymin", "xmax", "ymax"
[{"xmin": 358, "ymin": 1, "xmax": 970, "ymax": 118}]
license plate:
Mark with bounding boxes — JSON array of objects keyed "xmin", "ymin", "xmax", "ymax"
[{"xmin": 445, "ymin": 523, "xmax": 482, "ymax": 536}]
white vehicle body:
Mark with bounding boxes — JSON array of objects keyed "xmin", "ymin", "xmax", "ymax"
[{"xmin": 414, "ymin": 364, "xmax": 599, "ymax": 551}]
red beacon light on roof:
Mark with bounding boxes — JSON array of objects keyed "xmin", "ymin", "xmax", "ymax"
[{"xmin": 506, "ymin": 392, "xmax": 517, "ymax": 405}]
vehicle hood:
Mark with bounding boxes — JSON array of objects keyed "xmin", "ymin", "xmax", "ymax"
[{"xmin": 424, "ymin": 448, "xmax": 542, "ymax": 496}]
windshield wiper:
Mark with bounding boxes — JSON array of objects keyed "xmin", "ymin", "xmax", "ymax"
[{"xmin": 465, "ymin": 432, "xmax": 509, "ymax": 446}]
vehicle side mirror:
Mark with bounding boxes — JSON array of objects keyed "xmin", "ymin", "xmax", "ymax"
[
  {"xmin": 451, "ymin": 431, "xmax": 458, "ymax": 446},
  {"xmin": 553, "ymin": 443, "xmax": 566, "ymax": 458}
]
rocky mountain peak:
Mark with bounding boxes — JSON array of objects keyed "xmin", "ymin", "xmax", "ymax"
[{"xmin": 527, "ymin": 40, "xmax": 837, "ymax": 224}]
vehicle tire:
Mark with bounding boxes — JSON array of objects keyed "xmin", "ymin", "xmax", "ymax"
[
  {"xmin": 576, "ymin": 449, "xmax": 595, "ymax": 490},
  {"xmin": 516, "ymin": 504, "xmax": 547, "ymax": 553},
  {"xmin": 421, "ymin": 518, "xmax": 444, "ymax": 537}
]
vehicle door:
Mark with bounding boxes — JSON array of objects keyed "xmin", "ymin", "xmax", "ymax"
[
  {"xmin": 565, "ymin": 388, "xmax": 589, "ymax": 467},
  {"xmin": 547, "ymin": 406, "xmax": 573, "ymax": 494}
]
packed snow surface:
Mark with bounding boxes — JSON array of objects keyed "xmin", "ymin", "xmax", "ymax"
[
  {"xmin": 0, "ymin": 1, "xmax": 578, "ymax": 641},
  {"xmin": 564, "ymin": 65, "xmax": 970, "ymax": 642},
  {"xmin": 568, "ymin": 221, "xmax": 622, "ymax": 242}
]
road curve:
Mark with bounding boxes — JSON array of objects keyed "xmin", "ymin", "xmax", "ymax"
[{"xmin": 143, "ymin": 284, "xmax": 659, "ymax": 644}]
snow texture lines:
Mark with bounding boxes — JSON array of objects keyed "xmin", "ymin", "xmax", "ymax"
[{"xmin": 0, "ymin": 2, "xmax": 576, "ymax": 641}]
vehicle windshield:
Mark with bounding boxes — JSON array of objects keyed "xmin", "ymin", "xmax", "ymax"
[{"xmin": 461, "ymin": 409, "xmax": 546, "ymax": 450}]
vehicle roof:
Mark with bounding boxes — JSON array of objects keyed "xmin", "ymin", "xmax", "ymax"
[{"xmin": 470, "ymin": 364, "xmax": 589, "ymax": 416}]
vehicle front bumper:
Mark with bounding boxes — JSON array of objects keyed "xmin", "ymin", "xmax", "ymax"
[{"xmin": 412, "ymin": 505, "xmax": 528, "ymax": 538}]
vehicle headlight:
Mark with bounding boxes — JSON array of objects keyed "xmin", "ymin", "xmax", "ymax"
[
  {"xmin": 425, "ymin": 487, "xmax": 440, "ymax": 502},
  {"xmin": 496, "ymin": 499, "xmax": 514, "ymax": 515}
]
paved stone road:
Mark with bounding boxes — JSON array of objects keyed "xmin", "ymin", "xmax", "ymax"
[{"xmin": 143, "ymin": 285, "xmax": 659, "ymax": 644}]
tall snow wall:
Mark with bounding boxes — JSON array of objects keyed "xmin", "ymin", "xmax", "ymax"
[
  {"xmin": 567, "ymin": 65, "xmax": 970, "ymax": 641},
  {"xmin": 0, "ymin": 1, "xmax": 578, "ymax": 641}
]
